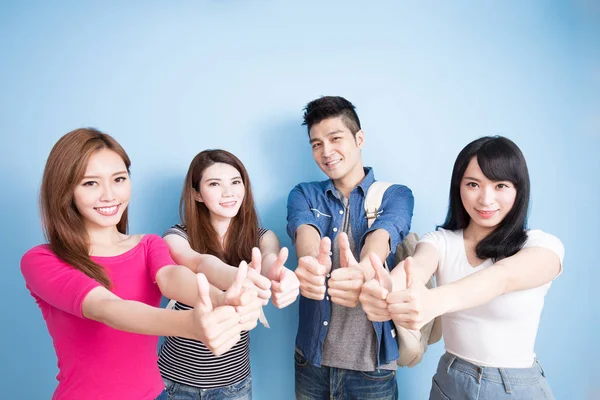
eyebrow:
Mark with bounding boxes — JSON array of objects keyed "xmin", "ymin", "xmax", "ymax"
[
  {"xmin": 309, "ymin": 129, "xmax": 345, "ymax": 144},
  {"xmin": 82, "ymin": 171, "xmax": 128, "ymax": 179},
  {"xmin": 204, "ymin": 176, "xmax": 242, "ymax": 182},
  {"xmin": 462, "ymin": 176, "xmax": 481, "ymax": 182}
]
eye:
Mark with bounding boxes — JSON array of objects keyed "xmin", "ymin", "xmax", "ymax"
[
  {"xmin": 466, "ymin": 182, "xmax": 478, "ymax": 188},
  {"xmin": 496, "ymin": 183, "xmax": 510, "ymax": 189},
  {"xmin": 232, "ymin": 179, "xmax": 243, "ymax": 185},
  {"xmin": 312, "ymin": 142, "xmax": 322, "ymax": 150},
  {"xmin": 209, "ymin": 182, "xmax": 219, "ymax": 187},
  {"xmin": 82, "ymin": 181, "xmax": 97, "ymax": 187},
  {"xmin": 115, "ymin": 176, "xmax": 127, "ymax": 183},
  {"xmin": 331, "ymin": 136, "xmax": 342, "ymax": 142}
]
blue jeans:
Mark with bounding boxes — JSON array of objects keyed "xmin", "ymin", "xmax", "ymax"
[
  {"xmin": 430, "ymin": 352, "xmax": 555, "ymax": 400},
  {"xmin": 294, "ymin": 350, "xmax": 398, "ymax": 400},
  {"xmin": 162, "ymin": 375, "xmax": 252, "ymax": 400}
]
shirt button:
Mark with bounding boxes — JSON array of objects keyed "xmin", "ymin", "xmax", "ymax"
[
  {"xmin": 329, "ymin": 252, "xmax": 333, "ymax": 256},
  {"xmin": 339, "ymin": 210, "xmax": 344, "ymax": 214},
  {"xmin": 333, "ymin": 227, "xmax": 338, "ymax": 232},
  {"xmin": 323, "ymin": 321, "xmax": 328, "ymax": 326},
  {"xmin": 326, "ymin": 296, "xmax": 329, "ymax": 301},
  {"xmin": 326, "ymin": 274, "xmax": 331, "ymax": 278}
]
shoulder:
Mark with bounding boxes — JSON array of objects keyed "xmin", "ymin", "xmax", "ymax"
[
  {"xmin": 523, "ymin": 230, "xmax": 564, "ymax": 260},
  {"xmin": 380, "ymin": 183, "xmax": 414, "ymax": 202},
  {"xmin": 419, "ymin": 228, "xmax": 460, "ymax": 248},
  {"xmin": 290, "ymin": 179, "xmax": 330, "ymax": 195},
  {"xmin": 20, "ymin": 244, "xmax": 68, "ymax": 279},
  {"xmin": 163, "ymin": 224, "xmax": 189, "ymax": 241},
  {"xmin": 21, "ymin": 244, "xmax": 56, "ymax": 266}
]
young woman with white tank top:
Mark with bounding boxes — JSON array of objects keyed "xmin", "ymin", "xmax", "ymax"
[{"xmin": 360, "ymin": 136, "xmax": 563, "ymax": 399}]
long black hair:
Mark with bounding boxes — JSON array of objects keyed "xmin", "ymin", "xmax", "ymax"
[{"xmin": 440, "ymin": 136, "xmax": 530, "ymax": 261}]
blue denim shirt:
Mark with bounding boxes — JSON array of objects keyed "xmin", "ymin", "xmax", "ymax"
[{"xmin": 286, "ymin": 167, "xmax": 414, "ymax": 368}]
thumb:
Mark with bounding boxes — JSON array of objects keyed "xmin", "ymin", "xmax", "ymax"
[
  {"xmin": 272, "ymin": 247, "xmax": 289, "ymax": 281},
  {"xmin": 250, "ymin": 247, "xmax": 262, "ymax": 274},
  {"xmin": 196, "ymin": 273, "xmax": 213, "ymax": 312},
  {"xmin": 369, "ymin": 252, "xmax": 392, "ymax": 292},
  {"xmin": 316, "ymin": 236, "xmax": 331, "ymax": 267},
  {"xmin": 230, "ymin": 260, "xmax": 249, "ymax": 295},
  {"xmin": 404, "ymin": 256, "xmax": 414, "ymax": 288},
  {"xmin": 338, "ymin": 232, "xmax": 356, "ymax": 268}
]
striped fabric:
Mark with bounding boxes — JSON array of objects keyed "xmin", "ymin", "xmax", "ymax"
[{"xmin": 158, "ymin": 224, "xmax": 268, "ymax": 388}]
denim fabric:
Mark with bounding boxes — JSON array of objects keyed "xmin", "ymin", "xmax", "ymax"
[
  {"xmin": 156, "ymin": 389, "xmax": 168, "ymax": 400},
  {"xmin": 287, "ymin": 167, "xmax": 414, "ymax": 367},
  {"xmin": 163, "ymin": 375, "xmax": 252, "ymax": 400},
  {"xmin": 294, "ymin": 350, "xmax": 398, "ymax": 400},
  {"xmin": 430, "ymin": 352, "xmax": 555, "ymax": 400}
]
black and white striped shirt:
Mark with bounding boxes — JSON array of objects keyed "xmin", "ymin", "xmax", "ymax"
[{"xmin": 158, "ymin": 224, "xmax": 268, "ymax": 389}]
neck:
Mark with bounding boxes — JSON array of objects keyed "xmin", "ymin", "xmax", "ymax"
[
  {"xmin": 334, "ymin": 164, "xmax": 365, "ymax": 198},
  {"xmin": 463, "ymin": 222, "xmax": 494, "ymax": 244},
  {"xmin": 210, "ymin": 214, "xmax": 232, "ymax": 245},
  {"xmin": 85, "ymin": 224, "xmax": 123, "ymax": 248}
]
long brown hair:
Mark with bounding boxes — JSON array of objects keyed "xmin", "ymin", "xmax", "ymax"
[
  {"xmin": 40, "ymin": 128, "xmax": 131, "ymax": 288},
  {"xmin": 181, "ymin": 150, "xmax": 259, "ymax": 266}
]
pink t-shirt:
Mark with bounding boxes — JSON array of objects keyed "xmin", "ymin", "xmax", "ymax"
[{"xmin": 21, "ymin": 234, "xmax": 175, "ymax": 400}]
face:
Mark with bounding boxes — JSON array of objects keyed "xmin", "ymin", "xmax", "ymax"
[
  {"xmin": 309, "ymin": 116, "xmax": 364, "ymax": 182},
  {"xmin": 460, "ymin": 157, "xmax": 517, "ymax": 231},
  {"xmin": 73, "ymin": 149, "xmax": 131, "ymax": 231},
  {"xmin": 196, "ymin": 162, "xmax": 245, "ymax": 221}
]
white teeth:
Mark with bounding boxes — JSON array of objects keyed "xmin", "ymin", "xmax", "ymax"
[{"xmin": 96, "ymin": 206, "xmax": 118, "ymax": 213}]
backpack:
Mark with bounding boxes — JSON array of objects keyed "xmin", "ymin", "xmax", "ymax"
[{"xmin": 364, "ymin": 182, "xmax": 442, "ymax": 367}]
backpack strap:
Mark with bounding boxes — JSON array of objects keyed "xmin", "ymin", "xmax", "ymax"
[{"xmin": 364, "ymin": 182, "xmax": 393, "ymax": 228}]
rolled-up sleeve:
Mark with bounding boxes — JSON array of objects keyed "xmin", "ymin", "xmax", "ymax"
[
  {"xmin": 286, "ymin": 184, "xmax": 322, "ymax": 243},
  {"xmin": 362, "ymin": 185, "xmax": 414, "ymax": 252}
]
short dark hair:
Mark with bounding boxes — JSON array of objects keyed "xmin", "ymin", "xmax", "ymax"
[
  {"xmin": 440, "ymin": 136, "xmax": 530, "ymax": 261},
  {"xmin": 302, "ymin": 96, "xmax": 361, "ymax": 136}
]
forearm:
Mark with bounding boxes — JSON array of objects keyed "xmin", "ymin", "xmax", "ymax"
[
  {"xmin": 431, "ymin": 265, "xmax": 507, "ymax": 316},
  {"xmin": 92, "ymin": 298, "xmax": 196, "ymax": 339},
  {"xmin": 261, "ymin": 252, "xmax": 278, "ymax": 276},
  {"xmin": 157, "ymin": 265, "xmax": 225, "ymax": 306},
  {"xmin": 192, "ymin": 254, "xmax": 239, "ymax": 290},
  {"xmin": 295, "ymin": 224, "xmax": 321, "ymax": 259},
  {"xmin": 359, "ymin": 229, "xmax": 391, "ymax": 280}
]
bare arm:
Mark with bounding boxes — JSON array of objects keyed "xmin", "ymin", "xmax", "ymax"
[
  {"xmin": 357, "ymin": 229, "xmax": 391, "ymax": 280},
  {"xmin": 82, "ymin": 275, "xmax": 242, "ymax": 355},
  {"xmin": 294, "ymin": 224, "xmax": 322, "ymax": 258},
  {"xmin": 155, "ymin": 265, "xmax": 225, "ymax": 306},
  {"xmin": 432, "ymin": 246, "xmax": 561, "ymax": 315}
]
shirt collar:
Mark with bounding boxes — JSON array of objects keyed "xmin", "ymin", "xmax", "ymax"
[{"xmin": 325, "ymin": 167, "xmax": 375, "ymax": 198}]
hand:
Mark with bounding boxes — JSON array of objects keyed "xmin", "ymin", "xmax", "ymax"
[
  {"xmin": 295, "ymin": 237, "xmax": 331, "ymax": 300},
  {"xmin": 328, "ymin": 233, "xmax": 365, "ymax": 307},
  {"xmin": 266, "ymin": 247, "xmax": 300, "ymax": 309},
  {"xmin": 387, "ymin": 257, "xmax": 437, "ymax": 330},
  {"xmin": 192, "ymin": 273, "xmax": 242, "ymax": 356},
  {"xmin": 224, "ymin": 261, "xmax": 263, "ymax": 332},
  {"xmin": 359, "ymin": 253, "xmax": 393, "ymax": 321},
  {"xmin": 246, "ymin": 247, "xmax": 272, "ymax": 306}
]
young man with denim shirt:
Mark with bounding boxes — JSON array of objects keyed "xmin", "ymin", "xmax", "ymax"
[{"xmin": 287, "ymin": 96, "xmax": 414, "ymax": 399}]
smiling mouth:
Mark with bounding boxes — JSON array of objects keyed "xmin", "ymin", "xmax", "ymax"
[
  {"xmin": 324, "ymin": 159, "xmax": 341, "ymax": 168},
  {"xmin": 476, "ymin": 209, "xmax": 498, "ymax": 219},
  {"xmin": 220, "ymin": 201, "xmax": 237, "ymax": 208},
  {"xmin": 94, "ymin": 204, "xmax": 121, "ymax": 216}
]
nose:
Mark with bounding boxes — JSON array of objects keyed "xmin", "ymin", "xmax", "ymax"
[
  {"xmin": 321, "ymin": 141, "xmax": 334, "ymax": 158},
  {"xmin": 478, "ymin": 185, "xmax": 495, "ymax": 207},
  {"xmin": 100, "ymin": 182, "xmax": 116, "ymax": 202},
  {"xmin": 222, "ymin": 184, "xmax": 233, "ymax": 197}
]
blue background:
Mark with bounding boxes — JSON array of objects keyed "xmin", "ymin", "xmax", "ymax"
[{"xmin": 1, "ymin": 1, "xmax": 598, "ymax": 399}]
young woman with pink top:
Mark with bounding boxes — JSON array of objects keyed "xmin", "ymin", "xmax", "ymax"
[{"xmin": 20, "ymin": 128, "xmax": 263, "ymax": 400}]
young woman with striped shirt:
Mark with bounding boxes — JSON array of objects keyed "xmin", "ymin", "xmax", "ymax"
[{"xmin": 158, "ymin": 149, "xmax": 300, "ymax": 400}]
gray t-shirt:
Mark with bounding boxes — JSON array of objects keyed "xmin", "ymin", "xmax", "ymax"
[{"xmin": 321, "ymin": 191, "xmax": 397, "ymax": 371}]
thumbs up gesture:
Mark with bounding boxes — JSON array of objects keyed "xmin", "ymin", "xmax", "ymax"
[
  {"xmin": 328, "ymin": 233, "xmax": 366, "ymax": 308},
  {"xmin": 246, "ymin": 247, "xmax": 272, "ymax": 306},
  {"xmin": 359, "ymin": 253, "xmax": 393, "ymax": 321},
  {"xmin": 192, "ymin": 273, "xmax": 243, "ymax": 356},
  {"xmin": 224, "ymin": 261, "xmax": 263, "ymax": 332},
  {"xmin": 266, "ymin": 247, "xmax": 300, "ymax": 309},
  {"xmin": 296, "ymin": 237, "xmax": 332, "ymax": 300},
  {"xmin": 386, "ymin": 257, "xmax": 433, "ymax": 330}
]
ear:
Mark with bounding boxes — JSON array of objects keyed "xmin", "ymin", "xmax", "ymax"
[
  {"xmin": 355, "ymin": 129, "xmax": 365, "ymax": 149},
  {"xmin": 193, "ymin": 189, "xmax": 204, "ymax": 203}
]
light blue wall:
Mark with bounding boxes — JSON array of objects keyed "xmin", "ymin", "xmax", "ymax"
[{"xmin": 1, "ymin": 1, "xmax": 598, "ymax": 398}]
